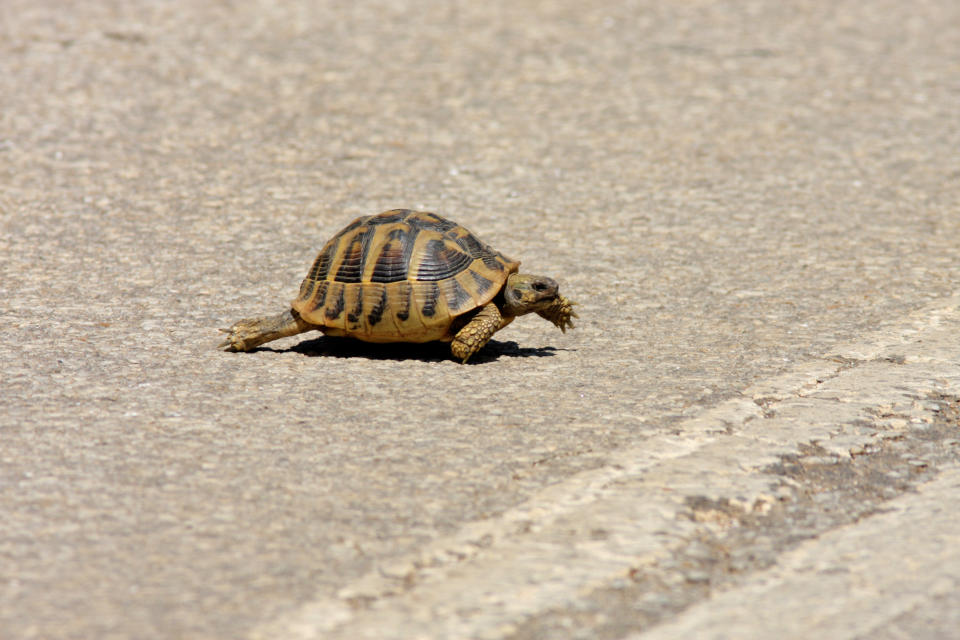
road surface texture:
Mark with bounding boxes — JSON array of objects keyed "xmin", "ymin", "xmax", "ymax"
[{"xmin": 2, "ymin": 1, "xmax": 959, "ymax": 638}]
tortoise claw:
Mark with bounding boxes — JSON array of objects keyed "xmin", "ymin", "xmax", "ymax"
[{"xmin": 218, "ymin": 328, "xmax": 237, "ymax": 350}]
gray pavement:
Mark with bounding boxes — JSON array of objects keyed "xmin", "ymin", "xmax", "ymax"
[{"xmin": 2, "ymin": 1, "xmax": 959, "ymax": 638}]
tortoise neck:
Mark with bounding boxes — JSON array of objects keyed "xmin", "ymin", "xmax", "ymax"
[{"xmin": 500, "ymin": 273, "xmax": 526, "ymax": 318}]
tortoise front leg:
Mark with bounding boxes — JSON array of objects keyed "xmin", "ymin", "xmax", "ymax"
[
  {"xmin": 536, "ymin": 294, "xmax": 577, "ymax": 333},
  {"xmin": 219, "ymin": 308, "xmax": 316, "ymax": 351},
  {"xmin": 450, "ymin": 303, "xmax": 508, "ymax": 363}
]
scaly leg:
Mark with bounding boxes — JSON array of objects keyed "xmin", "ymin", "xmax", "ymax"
[
  {"xmin": 219, "ymin": 308, "xmax": 317, "ymax": 352},
  {"xmin": 536, "ymin": 295, "xmax": 577, "ymax": 333},
  {"xmin": 450, "ymin": 303, "xmax": 504, "ymax": 363}
]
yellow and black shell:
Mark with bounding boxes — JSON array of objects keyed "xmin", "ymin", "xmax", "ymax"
[{"xmin": 291, "ymin": 210, "xmax": 520, "ymax": 343}]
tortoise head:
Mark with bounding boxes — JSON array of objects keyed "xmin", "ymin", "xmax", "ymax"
[
  {"xmin": 502, "ymin": 273, "xmax": 560, "ymax": 317},
  {"xmin": 503, "ymin": 272, "xmax": 578, "ymax": 332}
]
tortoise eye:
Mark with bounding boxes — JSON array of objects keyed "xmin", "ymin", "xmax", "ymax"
[{"xmin": 532, "ymin": 282, "xmax": 548, "ymax": 292}]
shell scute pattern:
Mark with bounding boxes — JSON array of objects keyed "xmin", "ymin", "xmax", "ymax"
[
  {"xmin": 367, "ymin": 228, "xmax": 410, "ymax": 283},
  {"xmin": 291, "ymin": 210, "xmax": 519, "ymax": 342},
  {"xmin": 333, "ymin": 231, "xmax": 369, "ymax": 284},
  {"xmin": 323, "ymin": 283, "xmax": 345, "ymax": 321},
  {"xmin": 416, "ymin": 237, "xmax": 474, "ymax": 281}
]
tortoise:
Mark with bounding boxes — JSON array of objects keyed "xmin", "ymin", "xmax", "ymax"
[{"xmin": 219, "ymin": 209, "xmax": 576, "ymax": 362}]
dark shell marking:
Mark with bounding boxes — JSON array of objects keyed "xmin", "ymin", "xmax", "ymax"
[{"xmin": 292, "ymin": 210, "xmax": 519, "ymax": 342}]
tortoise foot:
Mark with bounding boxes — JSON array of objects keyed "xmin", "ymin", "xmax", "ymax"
[{"xmin": 537, "ymin": 296, "xmax": 578, "ymax": 333}]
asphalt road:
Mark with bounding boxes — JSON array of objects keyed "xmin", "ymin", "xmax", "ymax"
[{"xmin": 2, "ymin": 1, "xmax": 959, "ymax": 638}]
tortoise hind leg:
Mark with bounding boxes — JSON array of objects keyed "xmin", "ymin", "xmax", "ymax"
[
  {"xmin": 450, "ymin": 303, "xmax": 508, "ymax": 363},
  {"xmin": 219, "ymin": 308, "xmax": 317, "ymax": 352}
]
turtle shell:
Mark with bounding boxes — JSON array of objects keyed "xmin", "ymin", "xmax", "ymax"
[{"xmin": 291, "ymin": 210, "xmax": 520, "ymax": 343}]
